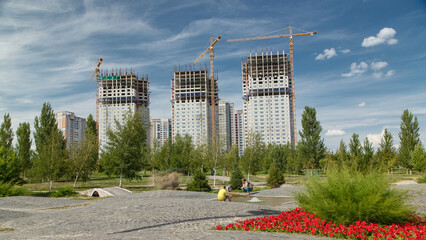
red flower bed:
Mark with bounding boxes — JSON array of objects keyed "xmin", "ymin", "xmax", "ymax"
[{"xmin": 216, "ymin": 208, "xmax": 426, "ymax": 239}]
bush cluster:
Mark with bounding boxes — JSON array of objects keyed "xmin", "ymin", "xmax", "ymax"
[
  {"xmin": 229, "ymin": 167, "xmax": 244, "ymax": 190},
  {"xmin": 159, "ymin": 172, "xmax": 180, "ymax": 190},
  {"xmin": 295, "ymin": 167, "xmax": 414, "ymax": 225},
  {"xmin": 0, "ymin": 184, "xmax": 28, "ymax": 197},
  {"xmin": 417, "ymin": 173, "xmax": 426, "ymax": 183},
  {"xmin": 267, "ymin": 162, "xmax": 285, "ymax": 188},
  {"xmin": 51, "ymin": 186, "xmax": 77, "ymax": 198}
]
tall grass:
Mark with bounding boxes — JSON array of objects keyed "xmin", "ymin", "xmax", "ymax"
[{"xmin": 295, "ymin": 167, "xmax": 415, "ymax": 225}]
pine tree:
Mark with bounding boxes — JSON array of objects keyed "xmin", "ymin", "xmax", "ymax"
[
  {"xmin": 0, "ymin": 113, "xmax": 14, "ymax": 151},
  {"xmin": 377, "ymin": 129, "xmax": 396, "ymax": 174},
  {"xmin": 349, "ymin": 133, "xmax": 362, "ymax": 169},
  {"xmin": 100, "ymin": 111, "xmax": 147, "ymax": 188},
  {"xmin": 187, "ymin": 170, "xmax": 211, "ymax": 192},
  {"xmin": 398, "ymin": 110, "xmax": 420, "ymax": 174},
  {"xmin": 240, "ymin": 132, "xmax": 265, "ymax": 176},
  {"xmin": 267, "ymin": 161, "xmax": 285, "ymax": 188},
  {"xmin": 336, "ymin": 139, "xmax": 348, "ymax": 167},
  {"xmin": 298, "ymin": 106, "xmax": 326, "ymax": 169},
  {"xmin": 359, "ymin": 137, "xmax": 374, "ymax": 172},
  {"xmin": 16, "ymin": 122, "xmax": 32, "ymax": 178}
]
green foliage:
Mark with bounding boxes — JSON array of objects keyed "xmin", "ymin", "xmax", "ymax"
[
  {"xmin": 16, "ymin": 122, "xmax": 32, "ymax": 178},
  {"xmin": 0, "ymin": 184, "xmax": 29, "ymax": 197},
  {"xmin": 336, "ymin": 139, "xmax": 349, "ymax": 168},
  {"xmin": 31, "ymin": 102, "xmax": 68, "ymax": 191},
  {"xmin": 298, "ymin": 106, "xmax": 326, "ymax": 169},
  {"xmin": 240, "ymin": 132, "xmax": 265, "ymax": 175},
  {"xmin": 159, "ymin": 172, "xmax": 180, "ymax": 190},
  {"xmin": 50, "ymin": 186, "xmax": 77, "ymax": 197},
  {"xmin": 417, "ymin": 173, "xmax": 426, "ymax": 183},
  {"xmin": 0, "ymin": 146, "xmax": 20, "ymax": 185},
  {"xmin": 262, "ymin": 144, "xmax": 288, "ymax": 172},
  {"xmin": 295, "ymin": 167, "xmax": 414, "ymax": 225},
  {"xmin": 358, "ymin": 137, "xmax": 374, "ymax": 172},
  {"xmin": 0, "ymin": 113, "xmax": 14, "ymax": 151},
  {"xmin": 411, "ymin": 142, "xmax": 426, "ymax": 172},
  {"xmin": 187, "ymin": 170, "xmax": 211, "ymax": 192},
  {"xmin": 398, "ymin": 109, "xmax": 420, "ymax": 172},
  {"xmin": 69, "ymin": 133, "xmax": 98, "ymax": 186},
  {"xmin": 267, "ymin": 161, "xmax": 285, "ymax": 188},
  {"xmin": 85, "ymin": 114, "xmax": 97, "ymax": 137},
  {"xmin": 230, "ymin": 162, "xmax": 245, "ymax": 190},
  {"xmin": 377, "ymin": 129, "xmax": 396, "ymax": 172},
  {"xmin": 348, "ymin": 133, "xmax": 362, "ymax": 169},
  {"xmin": 100, "ymin": 111, "xmax": 147, "ymax": 187}
]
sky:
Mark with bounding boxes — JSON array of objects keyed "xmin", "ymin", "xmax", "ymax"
[{"xmin": 0, "ymin": 0, "xmax": 425, "ymax": 151}]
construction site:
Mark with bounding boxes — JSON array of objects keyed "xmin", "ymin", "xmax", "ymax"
[
  {"xmin": 96, "ymin": 69, "xmax": 150, "ymax": 150},
  {"xmin": 171, "ymin": 65, "xmax": 218, "ymax": 146}
]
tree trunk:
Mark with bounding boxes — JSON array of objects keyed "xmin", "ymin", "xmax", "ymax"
[
  {"xmin": 222, "ymin": 168, "xmax": 225, "ymax": 184},
  {"xmin": 387, "ymin": 169, "xmax": 390, "ymax": 175},
  {"xmin": 73, "ymin": 172, "xmax": 80, "ymax": 188},
  {"xmin": 119, "ymin": 174, "xmax": 123, "ymax": 188},
  {"xmin": 152, "ymin": 169, "xmax": 155, "ymax": 187},
  {"xmin": 141, "ymin": 168, "xmax": 143, "ymax": 181},
  {"xmin": 410, "ymin": 169, "xmax": 412, "ymax": 175},
  {"xmin": 186, "ymin": 172, "xmax": 190, "ymax": 185},
  {"xmin": 49, "ymin": 180, "xmax": 53, "ymax": 192}
]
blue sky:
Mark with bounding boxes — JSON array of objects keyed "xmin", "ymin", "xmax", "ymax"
[{"xmin": 0, "ymin": 0, "xmax": 425, "ymax": 150}]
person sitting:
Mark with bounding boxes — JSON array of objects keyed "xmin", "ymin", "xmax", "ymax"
[
  {"xmin": 218, "ymin": 185, "xmax": 232, "ymax": 202},
  {"xmin": 240, "ymin": 178, "xmax": 253, "ymax": 196}
]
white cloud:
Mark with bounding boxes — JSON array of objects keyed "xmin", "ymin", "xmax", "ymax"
[
  {"xmin": 325, "ymin": 129, "xmax": 346, "ymax": 136},
  {"xmin": 386, "ymin": 70, "xmax": 395, "ymax": 77},
  {"xmin": 371, "ymin": 61, "xmax": 388, "ymax": 71},
  {"xmin": 373, "ymin": 72, "xmax": 383, "ymax": 79},
  {"xmin": 367, "ymin": 129, "xmax": 385, "ymax": 146},
  {"xmin": 340, "ymin": 49, "xmax": 351, "ymax": 54},
  {"xmin": 358, "ymin": 102, "xmax": 366, "ymax": 107},
  {"xmin": 16, "ymin": 98, "xmax": 34, "ymax": 104},
  {"xmin": 315, "ymin": 48, "xmax": 337, "ymax": 60},
  {"xmin": 362, "ymin": 27, "xmax": 398, "ymax": 47},
  {"xmin": 341, "ymin": 62, "xmax": 368, "ymax": 77}
]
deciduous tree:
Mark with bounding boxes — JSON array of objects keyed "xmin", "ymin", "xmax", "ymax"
[
  {"xmin": 0, "ymin": 113, "xmax": 14, "ymax": 151},
  {"xmin": 16, "ymin": 122, "xmax": 32, "ymax": 178}
]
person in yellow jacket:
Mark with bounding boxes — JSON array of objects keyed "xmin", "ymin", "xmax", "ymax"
[{"xmin": 217, "ymin": 185, "xmax": 232, "ymax": 202}]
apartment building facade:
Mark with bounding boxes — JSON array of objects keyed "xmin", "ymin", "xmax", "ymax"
[{"xmin": 55, "ymin": 111, "xmax": 86, "ymax": 148}]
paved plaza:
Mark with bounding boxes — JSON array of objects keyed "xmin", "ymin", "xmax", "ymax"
[{"xmin": 0, "ymin": 184, "xmax": 424, "ymax": 239}]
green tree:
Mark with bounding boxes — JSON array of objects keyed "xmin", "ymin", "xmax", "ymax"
[
  {"xmin": 349, "ymin": 133, "xmax": 362, "ymax": 169},
  {"xmin": 16, "ymin": 122, "xmax": 32, "ymax": 178},
  {"xmin": 187, "ymin": 170, "xmax": 211, "ymax": 192},
  {"xmin": 411, "ymin": 142, "xmax": 426, "ymax": 172},
  {"xmin": 32, "ymin": 103, "xmax": 68, "ymax": 191},
  {"xmin": 100, "ymin": 111, "xmax": 147, "ymax": 187},
  {"xmin": 86, "ymin": 114, "xmax": 97, "ymax": 137},
  {"xmin": 240, "ymin": 132, "xmax": 265, "ymax": 177},
  {"xmin": 70, "ymin": 133, "xmax": 98, "ymax": 187},
  {"xmin": 298, "ymin": 106, "xmax": 326, "ymax": 169},
  {"xmin": 359, "ymin": 137, "xmax": 374, "ymax": 172},
  {"xmin": 0, "ymin": 146, "xmax": 20, "ymax": 185},
  {"xmin": 398, "ymin": 109, "xmax": 420, "ymax": 174},
  {"xmin": 377, "ymin": 129, "xmax": 396, "ymax": 174},
  {"xmin": 336, "ymin": 139, "xmax": 349, "ymax": 168},
  {"xmin": 0, "ymin": 113, "xmax": 14, "ymax": 151},
  {"xmin": 262, "ymin": 144, "xmax": 288, "ymax": 172},
  {"xmin": 267, "ymin": 161, "xmax": 285, "ymax": 188},
  {"xmin": 230, "ymin": 157, "xmax": 245, "ymax": 190}
]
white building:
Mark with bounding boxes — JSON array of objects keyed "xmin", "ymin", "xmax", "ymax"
[
  {"xmin": 234, "ymin": 110, "xmax": 244, "ymax": 156},
  {"xmin": 242, "ymin": 51, "xmax": 293, "ymax": 148},
  {"xmin": 150, "ymin": 118, "xmax": 172, "ymax": 148},
  {"xmin": 97, "ymin": 70, "xmax": 150, "ymax": 151},
  {"xmin": 55, "ymin": 111, "xmax": 86, "ymax": 148},
  {"xmin": 218, "ymin": 99, "xmax": 235, "ymax": 151},
  {"xmin": 171, "ymin": 66, "xmax": 218, "ymax": 146}
]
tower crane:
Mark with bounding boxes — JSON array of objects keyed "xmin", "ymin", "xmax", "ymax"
[
  {"xmin": 89, "ymin": 58, "xmax": 103, "ymax": 83},
  {"xmin": 227, "ymin": 26, "xmax": 317, "ymax": 146},
  {"xmin": 193, "ymin": 36, "xmax": 221, "ymax": 149}
]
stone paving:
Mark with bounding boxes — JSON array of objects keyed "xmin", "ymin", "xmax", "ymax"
[{"xmin": 0, "ymin": 184, "xmax": 424, "ymax": 239}]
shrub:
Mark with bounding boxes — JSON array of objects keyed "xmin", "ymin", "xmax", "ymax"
[
  {"xmin": 295, "ymin": 167, "xmax": 415, "ymax": 225},
  {"xmin": 267, "ymin": 162, "xmax": 285, "ymax": 188},
  {"xmin": 417, "ymin": 173, "xmax": 426, "ymax": 183},
  {"xmin": 0, "ymin": 184, "xmax": 28, "ymax": 197},
  {"xmin": 230, "ymin": 167, "xmax": 244, "ymax": 190},
  {"xmin": 187, "ymin": 171, "xmax": 211, "ymax": 192},
  {"xmin": 159, "ymin": 172, "xmax": 180, "ymax": 190},
  {"xmin": 51, "ymin": 186, "xmax": 77, "ymax": 198}
]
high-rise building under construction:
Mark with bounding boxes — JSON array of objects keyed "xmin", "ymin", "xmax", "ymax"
[
  {"xmin": 171, "ymin": 66, "xmax": 218, "ymax": 146},
  {"xmin": 242, "ymin": 51, "xmax": 294, "ymax": 148},
  {"xmin": 96, "ymin": 69, "xmax": 150, "ymax": 150}
]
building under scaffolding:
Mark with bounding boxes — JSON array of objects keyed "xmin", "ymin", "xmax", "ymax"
[
  {"xmin": 242, "ymin": 51, "xmax": 293, "ymax": 148},
  {"xmin": 171, "ymin": 65, "xmax": 218, "ymax": 146},
  {"xmin": 96, "ymin": 69, "xmax": 150, "ymax": 151}
]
